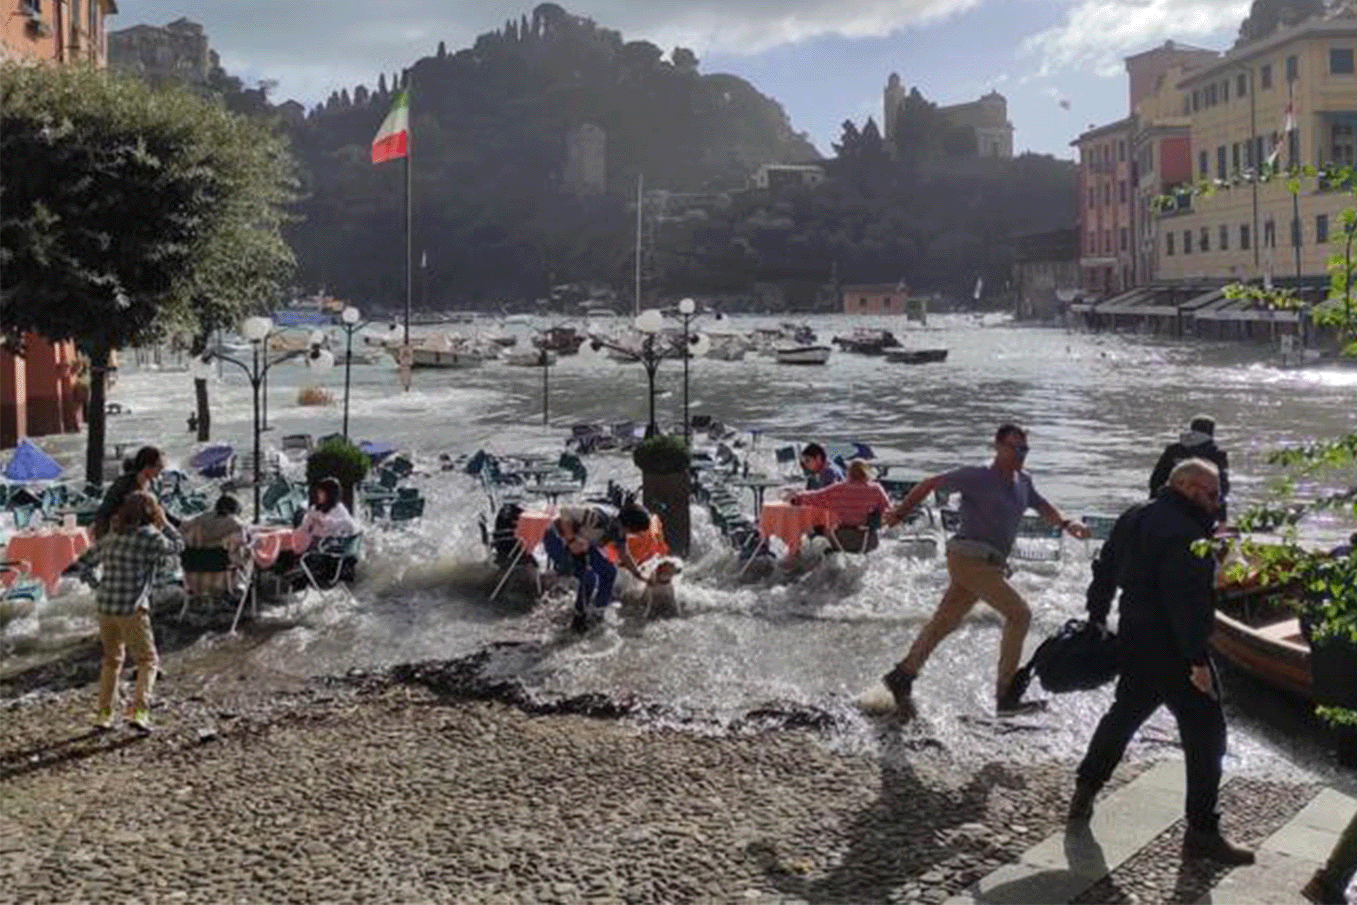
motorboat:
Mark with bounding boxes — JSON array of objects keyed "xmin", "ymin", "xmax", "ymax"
[
  {"xmin": 533, "ymin": 326, "xmax": 587, "ymax": 356},
  {"xmin": 705, "ymin": 333, "xmax": 748, "ymax": 361},
  {"xmin": 886, "ymin": 349, "xmax": 948, "ymax": 364},
  {"xmin": 776, "ymin": 346, "xmax": 832, "ymax": 365},
  {"xmin": 387, "ymin": 333, "xmax": 485, "ymax": 369},
  {"xmin": 505, "ymin": 349, "xmax": 556, "ymax": 367},
  {"xmin": 833, "ymin": 329, "xmax": 902, "ymax": 355}
]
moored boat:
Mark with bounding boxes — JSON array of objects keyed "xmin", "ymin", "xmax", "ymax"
[
  {"xmin": 776, "ymin": 345, "xmax": 832, "ymax": 365},
  {"xmin": 534, "ymin": 326, "xmax": 587, "ymax": 356},
  {"xmin": 1212, "ymin": 582, "xmax": 1311, "ymax": 700},
  {"xmin": 505, "ymin": 350, "xmax": 557, "ymax": 367},
  {"xmin": 886, "ymin": 349, "xmax": 948, "ymax": 364}
]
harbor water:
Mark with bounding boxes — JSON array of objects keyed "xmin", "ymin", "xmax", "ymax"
[{"xmin": 3, "ymin": 314, "xmax": 1355, "ymax": 785}]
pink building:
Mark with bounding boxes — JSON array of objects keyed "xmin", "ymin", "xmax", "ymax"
[{"xmin": 841, "ymin": 284, "xmax": 913, "ymax": 315}]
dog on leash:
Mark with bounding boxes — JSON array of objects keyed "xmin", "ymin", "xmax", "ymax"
[{"xmin": 620, "ymin": 558, "xmax": 682, "ymax": 619}]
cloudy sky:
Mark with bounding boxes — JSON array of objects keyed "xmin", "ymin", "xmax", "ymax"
[{"xmin": 120, "ymin": 0, "xmax": 1252, "ymax": 158}]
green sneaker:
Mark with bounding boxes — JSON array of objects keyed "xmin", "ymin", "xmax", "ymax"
[
  {"xmin": 93, "ymin": 709, "xmax": 114, "ymax": 731},
  {"xmin": 128, "ymin": 708, "xmax": 152, "ymax": 734}
]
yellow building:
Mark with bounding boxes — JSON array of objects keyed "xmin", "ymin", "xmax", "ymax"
[{"xmin": 1157, "ymin": 9, "xmax": 1357, "ymax": 283}]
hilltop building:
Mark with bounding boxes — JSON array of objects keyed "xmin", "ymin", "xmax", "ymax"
[
  {"xmin": 883, "ymin": 73, "xmax": 1014, "ymax": 158},
  {"xmin": 107, "ymin": 16, "xmax": 217, "ymax": 86},
  {"xmin": 1, "ymin": 0, "xmax": 119, "ymax": 449},
  {"xmin": 751, "ymin": 163, "xmax": 824, "ymax": 191}
]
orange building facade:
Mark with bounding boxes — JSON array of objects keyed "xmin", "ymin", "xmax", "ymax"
[
  {"xmin": 1, "ymin": 0, "xmax": 117, "ymax": 448},
  {"xmin": 841, "ymin": 284, "xmax": 914, "ymax": 315}
]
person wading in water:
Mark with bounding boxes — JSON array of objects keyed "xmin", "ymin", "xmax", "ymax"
[{"xmin": 881, "ymin": 423, "xmax": 1090, "ymax": 716}]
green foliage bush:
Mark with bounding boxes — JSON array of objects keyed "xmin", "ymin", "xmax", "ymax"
[
  {"xmin": 306, "ymin": 438, "xmax": 372, "ymax": 491},
  {"xmin": 633, "ymin": 434, "xmax": 690, "ymax": 474}
]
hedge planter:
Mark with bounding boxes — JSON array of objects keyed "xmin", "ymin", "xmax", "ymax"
[
  {"xmin": 306, "ymin": 438, "xmax": 372, "ymax": 513},
  {"xmin": 634, "ymin": 435, "xmax": 691, "ymax": 557}
]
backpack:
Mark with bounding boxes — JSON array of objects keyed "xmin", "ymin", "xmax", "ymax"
[{"xmin": 1013, "ymin": 619, "xmax": 1119, "ymax": 697}]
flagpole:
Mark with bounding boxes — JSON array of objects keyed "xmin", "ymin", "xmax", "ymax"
[
  {"xmin": 1290, "ymin": 78, "xmax": 1302, "ymax": 280},
  {"xmin": 404, "ymin": 83, "xmax": 413, "ymax": 349}
]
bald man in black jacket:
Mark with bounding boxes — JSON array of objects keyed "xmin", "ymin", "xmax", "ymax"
[{"xmin": 1068, "ymin": 459, "xmax": 1253, "ymax": 866}]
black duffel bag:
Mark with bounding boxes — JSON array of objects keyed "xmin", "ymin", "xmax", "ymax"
[{"xmin": 1012, "ymin": 619, "xmax": 1119, "ymax": 698}]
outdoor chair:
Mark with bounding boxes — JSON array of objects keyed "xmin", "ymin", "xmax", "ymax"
[
  {"xmin": 281, "ymin": 534, "xmax": 361, "ymax": 602},
  {"xmin": 0, "ymin": 560, "xmax": 46, "ymax": 607},
  {"xmin": 281, "ymin": 434, "xmax": 313, "ymax": 458},
  {"xmin": 557, "ymin": 453, "xmax": 587, "ymax": 487},
  {"xmin": 1011, "ymin": 514, "xmax": 1064, "ymax": 564},
  {"xmin": 385, "ymin": 455, "xmax": 414, "ymax": 479},
  {"xmin": 774, "ymin": 445, "xmax": 800, "ymax": 464},
  {"xmin": 178, "ymin": 545, "xmax": 256, "ymax": 634},
  {"xmin": 388, "ymin": 496, "xmax": 425, "ymax": 523}
]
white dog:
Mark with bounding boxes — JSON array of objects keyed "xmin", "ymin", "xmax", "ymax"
[{"xmin": 619, "ymin": 559, "xmax": 682, "ymax": 619}]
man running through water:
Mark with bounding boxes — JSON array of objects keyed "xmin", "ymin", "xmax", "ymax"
[{"xmin": 881, "ymin": 423, "xmax": 1090, "ymax": 715}]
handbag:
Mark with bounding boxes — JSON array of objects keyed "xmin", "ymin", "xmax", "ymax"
[{"xmin": 1012, "ymin": 618, "xmax": 1119, "ymax": 698}]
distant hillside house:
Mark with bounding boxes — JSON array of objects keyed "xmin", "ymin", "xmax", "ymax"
[
  {"xmin": 883, "ymin": 73, "xmax": 1014, "ymax": 158},
  {"xmin": 751, "ymin": 163, "xmax": 824, "ymax": 191},
  {"xmin": 563, "ymin": 123, "xmax": 606, "ymax": 195},
  {"xmin": 108, "ymin": 16, "xmax": 216, "ymax": 86},
  {"xmin": 842, "ymin": 284, "xmax": 912, "ymax": 315}
]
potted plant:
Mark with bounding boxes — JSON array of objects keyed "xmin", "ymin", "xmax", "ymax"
[
  {"xmin": 633, "ymin": 434, "xmax": 691, "ymax": 556},
  {"xmin": 305, "ymin": 437, "xmax": 371, "ymax": 513}
]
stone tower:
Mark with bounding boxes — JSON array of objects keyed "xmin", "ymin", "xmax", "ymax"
[{"xmin": 883, "ymin": 72, "xmax": 905, "ymax": 155}]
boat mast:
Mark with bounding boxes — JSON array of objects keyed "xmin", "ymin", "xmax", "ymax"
[{"xmin": 634, "ymin": 172, "xmax": 643, "ymax": 318}]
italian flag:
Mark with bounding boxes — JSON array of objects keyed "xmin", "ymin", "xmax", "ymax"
[{"xmin": 371, "ymin": 90, "xmax": 409, "ymax": 164}]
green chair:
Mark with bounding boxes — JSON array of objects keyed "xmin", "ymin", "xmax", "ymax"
[{"xmin": 389, "ymin": 497, "xmax": 425, "ymax": 523}]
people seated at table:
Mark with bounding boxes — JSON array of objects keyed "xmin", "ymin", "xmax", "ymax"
[
  {"xmin": 543, "ymin": 503, "xmax": 653, "ymax": 633},
  {"xmin": 800, "ymin": 442, "xmax": 844, "ymax": 490},
  {"xmin": 271, "ymin": 478, "xmax": 361, "ymax": 576},
  {"xmin": 74, "ymin": 490, "xmax": 184, "ymax": 733},
  {"xmin": 93, "ymin": 446, "xmax": 166, "ymax": 540},
  {"xmin": 182, "ymin": 494, "xmax": 251, "ymax": 600},
  {"xmin": 789, "ymin": 460, "xmax": 893, "ymax": 552}
]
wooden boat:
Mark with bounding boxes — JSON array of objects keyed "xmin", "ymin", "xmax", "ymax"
[
  {"xmin": 833, "ymin": 329, "xmax": 901, "ymax": 355},
  {"xmin": 886, "ymin": 349, "xmax": 948, "ymax": 364},
  {"xmin": 776, "ymin": 345, "xmax": 832, "ymax": 365},
  {"xmin": 1212, "ymin": 578, "xmax": 1312, "ymax": 700}
]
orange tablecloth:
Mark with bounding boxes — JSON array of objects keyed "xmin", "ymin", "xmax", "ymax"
[
  {"xmin": 515, "ymin": 510, "xmax": 555, "ymax": 552},
  {"xmin": 759, "ymin": 502, "xmax": 839, "ymax": 553},
  {"xmin": 252, "ymin": 528, "xmax": 309, "ymax": 569},
  {"xmin": 5, "ymin": 528, "xmax": 91, "ymax": 593}
]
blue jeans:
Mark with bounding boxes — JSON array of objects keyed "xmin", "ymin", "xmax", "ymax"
[{"xmin": 542, "ymin": 528, "xmax": 617, "ymax": 613}]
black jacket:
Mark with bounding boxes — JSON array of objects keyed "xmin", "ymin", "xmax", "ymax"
[
  {"xmin": 1086, "ymin": 490, "xmax": 1217, "ymax": 667},
  {"xmin": 1149, "ymin": 441, "xmax": 1229, "ymax": 499}
]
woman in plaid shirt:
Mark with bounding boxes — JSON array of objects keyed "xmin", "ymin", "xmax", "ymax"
[{"xmin": 75, "ymin": 490, "xmax": 184, "ymax": 732}]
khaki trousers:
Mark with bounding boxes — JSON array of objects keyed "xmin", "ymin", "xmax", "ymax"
[
  {"xmin": 97, "ymin": 610, "xmax": 159, "ymax": 714},
  {"xmin": 901, "ymin": 551, "xmax": 1032, "ymax": 700}
]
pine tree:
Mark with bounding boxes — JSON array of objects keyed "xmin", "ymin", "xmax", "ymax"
[
  {"xmin": 437, "ymin": 40, "xmax": 447, "ymax": 58},
  {"xmin": 378, "ymin": 72, "xmax": 387, "ymax": 95}
]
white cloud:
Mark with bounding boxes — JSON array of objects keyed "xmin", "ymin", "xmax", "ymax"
[
  {"xmin": 616, "ymin": 0, "xmax": 986, "ymax": 56},
  {"xmin": 1022, "ymin": 0, "xmax": 1248, "ymax": 78}
]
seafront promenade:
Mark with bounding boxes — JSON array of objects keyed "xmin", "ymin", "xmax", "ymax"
[{"xmin": 2, "ymin": 640, "xmax": 1349, "ymax": 905}]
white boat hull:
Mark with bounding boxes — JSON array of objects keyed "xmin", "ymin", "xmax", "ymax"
[
  {"xmin": 776, "ymin": 346, "xmax": 831, "ymax": 365},
  {"xmin": 389, "ymin": 346, "xmax": 484, "ymax": 369}
]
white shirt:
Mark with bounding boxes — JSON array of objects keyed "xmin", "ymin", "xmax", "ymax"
[{"xmin": 299, "ymin": 503, "xmax": 360, "ymax": 543}]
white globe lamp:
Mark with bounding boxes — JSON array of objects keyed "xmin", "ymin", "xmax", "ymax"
[
  {"xmin": 635, "ymin": 309, "xmax": 664, "ymax": 334},
  {"xmin": 342, "ymin": 306, "xmax": 361, "ymax": 325},
  {"xmin": 678, "ymin": 297, "xmax": 696, "ymax": 316},
  {"xmin": 241, "ymin": 316, "xmax": 273, "ymax": 343}
]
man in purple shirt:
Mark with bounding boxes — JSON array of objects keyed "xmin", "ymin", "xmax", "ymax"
[{"xmin": 881, "ymin": 423, "xmax": 1090, "ymax": 716}]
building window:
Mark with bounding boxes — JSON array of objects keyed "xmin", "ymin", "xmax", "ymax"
[
  {"xmin": 1103, "ymin": 184, "xmax": 1111, "ymax": 203},
  {"xmin": 1217, "ymin": 146, "xmax": 1227, "ymax": 179},
  {"xmin": 1223, "ymin": 79, "xmax": 1230, "ymax": 102},
  {"xmin": 1088, "ymin": 187, "xmax": 1095, "ymax": 208},
  {"xmin": 1265, "ymin": 219, "xmax": 1276, "ymax": 247},
  {"xmin": 1200, "ymin": 226, "xmax": 1210, "ymax": 251},
  {"xmin": 1199, "ymin": 150, "xmax": 1209, "ymax": 176},
  {"xmin": 1241, "ymin": 224, "xmax": 1251, "ymax": 249},
  {"xmin": 1118, "ymin": 141, "xmax": 1126, "ymax": 162},
  {"xmin": 1184, "ymin": 96, "xmax": 1191, "ymax": 115},
  {"xmin": 1332, "ymin": 48, "xmax": 1355, "ymax": 75},
  {"xmin": 1332, "ymin": 122, "xmax": 1355, "ymax": 166},
  {"xmin": 1207, "ymin": 84, "xmax": 1218, "ymax": 106},
  {"xmin": 1237, "ymin": 73, "xmax": 1248, "ymax": 98},
  {"xmin": 1287, "ymin": 55, "xmax": 1298, "ymax": 83},
  {"xmin": 1185, "ymin": 230, "xmax": 1194, "ymax": 254},
  {"xmin": 1220, "ymin": 224, "xmax": 1229, "ymax": 250},
  {"xmin": 1166, "ymin": 232, "xmax": 1175, "ymax": 256},
  {"xmin": 1087, "ymin": 232, "xmax": 1095, "ymax": 254},
  {"xmin": 1120, "ymin": 227, "xmax": 1128, "ymax": 251},
  {"xmin": 1103, "ymin": 230, "xmax": 1110, "ymax": 253},
  {"xmin": 1289, "ymin": 129, "xmax": 1300, "ymax": 166},
  {"xmin": 1232, "ymin": 142, "xmax": 1241, "ymax": 172},
  {"xmin": 1102, "ymin": 144, "xmax": 1110, "ymax": 164},
  {"xmin": 1192, "ymin": 90, "xmax": 1201, "ymax": 111},
  {"xmin": 1245, "ymin": 138, "xmax": 1255, "ymax": 169},
  {"xmin": 1119, "ymin": 180, "xmax": 1127, "ymax": 203},
  {"xmin": 1262, "ymin": 64, "xmax": 1273, "ymax": 89},
  {"xmin": 1291, "ymin": 217, "xmax": 1302, "ymax": 247},
  {"xmin": 1318, "ymin": 213, "xmax": 1330, "ymax": 243}
]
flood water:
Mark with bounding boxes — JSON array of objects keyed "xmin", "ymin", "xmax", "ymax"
[{"xmin": 4, "ymin": 313, "xmax": 1355, "ymax": 785}]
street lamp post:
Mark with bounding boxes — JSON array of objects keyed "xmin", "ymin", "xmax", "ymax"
[
  {"xmin": 677, "ymin": 297, "xmax": 696, "ymax": 447},
  {"xmin": 211, "ymin": 316, "xmax": 333, "ymax": 521},
  {"xmin": 590, "ymin": 308, "xmax": 678, "ymax": 438},
  {"xmin": 338, "ymin": 306, "xmax": 365, "ymax": 440}
]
